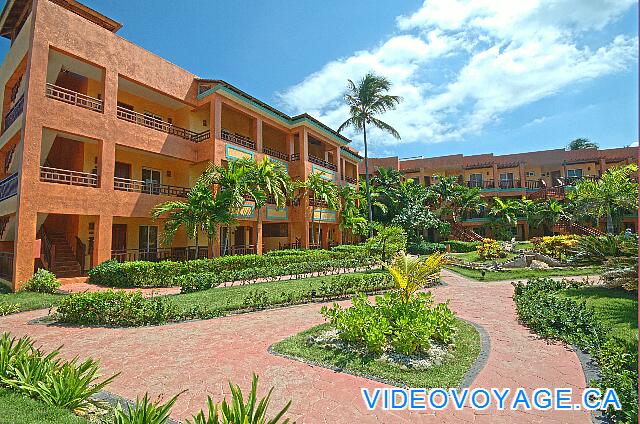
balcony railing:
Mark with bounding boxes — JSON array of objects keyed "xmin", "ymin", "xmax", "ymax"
[
  {"xmin": 309, "ymin": 197, "xmax": 329, "ymax": 208},
  {"xmin": 117, "ymin": 106, "xmax": 209, "ymax": 142},
  {"xmin": 114, "ymin": 177, "xmax": 189, "ymax": 198},
  {"xmin": 263, "ymin": 146, "xmax": 289, "ymax": 161},
  {"xmin": 525, "ymin": 180, "xmax": 541, "ymax": 190},
  {"xmin": 111, "ymin": 247, "xmax": 210, "ymax": 262},
  {"xmin": 40, "ymin": 166, "xmax": 98, "ymax": 187},
  {"xmin": 221, "ymin": 128, "xmax": 256, "ymax": 150},
  {"xmin": 290, "ymin": 153, "xmax": 300, "ymax": 161},
  {"xmin": 466, "ymin": 180, "xmax": 494, "ymax": 189},
  {"xmin": 497, "ymin": 180, "xmax": 522, "ymax": 189},
  {"xmin": 344, "ymin": 175, "xmax": 357, "ymax": 184},
  {"xmin": 3, "ymin": 95, "xmax": 24, "ymax": 131},
  {"xmin": 0, "ymin": 173, "xmax": 18, "ymax": 202},
  {"xmin": 228, "ymin": 244, "xmax": 256, "ymax": 256},
  {"xmin": 308, "ymin": 154, "xmax": 337, "ymax": 171},
  {"xmin": 46, "ymin": 83, "xmax": 103, "ymax": 112}
]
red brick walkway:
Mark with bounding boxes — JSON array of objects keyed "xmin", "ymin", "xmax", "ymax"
[{"xmin": 0, "ymin": 270, "xmax": 591, "ymax": 423}]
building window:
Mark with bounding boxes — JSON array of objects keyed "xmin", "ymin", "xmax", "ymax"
[
  {"xmin": 263, "ymin": 223, "xmax": 288, "ymax": 237},
  {"xmin": 142, "ymin": 168, "xmax": 161, "ymax": 194},
  {"xmin": 139, "ymin": 225, "xmax": 158, "ymax": 260},
  {"xmin": 526, "ymin": 171, "xmax": 535, "ymax": 177},
  {"xmin": 469, "ymin": 173, "xmax": 483, "ymax": 188},
  {"xmin": 499, "ymin": 172, "xmax": 514, "ymax": 189},
  {"xmin": 567, "ymin": 169, "xmax": 583, "ymax": 178}
]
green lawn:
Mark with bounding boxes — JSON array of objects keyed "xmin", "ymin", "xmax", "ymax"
[
  {"xmin": 446, "ymin": 265, "xmax": 602, "ymax": 281},
  {"xmin": 0, "ymin": 284, "xmax": 64, "ymax": 315},
  {"xmin": 514, "ymin": 241, "xmax": 534, "ymax": 250},
  {"xmin": 560, "ymin": 287, "xmax": 638, "ymax": 347},
  {"xmin": 170, "ymin": 271, "xmax": 384, "ymax": 317},
  {"xmin": 0, "ymin": 388, "xmax": 86, "ymax": 424},
  {"xmin": 272, "ymin": 319, "xmax": 480, "ymax": 388}
]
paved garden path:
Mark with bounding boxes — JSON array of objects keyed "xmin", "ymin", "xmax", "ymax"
[{"xmin": 0, "ymin": 271, "xmax": 592, "ymax": 423}]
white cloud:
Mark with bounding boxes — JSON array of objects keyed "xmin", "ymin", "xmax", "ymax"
[{"xmin": 278, "ymin": 0, "xmax": 637, "ymax": 148}]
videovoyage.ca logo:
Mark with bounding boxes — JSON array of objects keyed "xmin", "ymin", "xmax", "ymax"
[{"xmin": 361, "ymin": 387, "xmax": 622, "ymax": 412}]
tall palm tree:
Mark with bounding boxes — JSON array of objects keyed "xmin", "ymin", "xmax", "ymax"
[
  {"xmin": 305, "ymin": 172, "xmax": 339, "ymax": 246},
  {"xmin": 338, "ymin": 72, "xmax": 402, "ymax": 238},
  {"xmin": 246, "ymin": 157, "xmax": 290, "ymax": 253},
  {"xmin": 567, "ymin": 138, "xmax": 599, "ymax": 150}
]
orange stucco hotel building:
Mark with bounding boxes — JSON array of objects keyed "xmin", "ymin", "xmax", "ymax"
[{"xmin": 0, "ymin": 0, "xmax": 363, "ymax": 289}]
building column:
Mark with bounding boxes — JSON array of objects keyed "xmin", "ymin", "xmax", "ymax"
[
  {"xmin": 255, "ymin": 220, "xmax": 263, "ymax": 255},
  {"xmin": 300, "ymin": 128, "xmax": 309, "ymax": 162},
  {"xmin": 213, "ymin": 225, "xmax": 221, "ymax": 257},
  {"xmin": 254, "ymin": 118, "xmax": 263, "ymax": 153},
  {"xmin": 244, "ymin": 226, "xmax": 250, "ymax": 249},
  {"xmin": 12, "ymin": 208, "xmax": 37, "ymax": 290},
  {"xmin": 518, "ymin": 162, "xmax": 526, "ymax": 188},
  {"xmin": 336, "ymin": 147, "xmax": 342, "ymax": 183},
  {"xmin": 93, "ymin": 214, "xmax": 112, "ymax": 267},
  {"xmin": 491, "ymin": 163, "xmax": 498, "ymax": 188},
  {"xmin": 321, "ymin": 224, "xmax": 329, "ymax": 249},
  {"xmin": 598, "ymin": 158, "xmax": 606, "ymax": 176},
  {"xmin": 98, "ymin": 139, "xmax": 115, "ymax": 191},
  {"xmin": 334, "ymin": 223, "xmax": 343, "ymax": 245},
  {"xmin": 301, "ymin": 220, "xmax": 310, "ymax": 249},
  {"xmin": 213, "ymin": 96, "xmax": 222, "ymax": 141}
]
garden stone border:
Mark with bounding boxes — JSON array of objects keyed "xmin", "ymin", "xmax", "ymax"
[
  {"xmin": 267, "ymin": 317, "xmax": 490, "ymax": 389},
  {"xmin": 573, "ymin": 346, "xmax": 609, "ymax": 424}
]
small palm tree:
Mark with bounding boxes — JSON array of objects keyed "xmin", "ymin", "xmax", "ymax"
[
  {"xmin": 385, "ymin": 251, "xmax": 445, "ymax": 303},
  {"xmin": 567, "ymin": 138, "xmax": 599, "ymax": 150},
  {"xmin": 338, "ymin": 72, "xmax": 402, "ymax": 238},
  {"xmin": 305, "ymin": 172, "xmax": 339, "ymax": 247},
  {"xmin": 338, "ymin": 184, "xmax": 367, "ymax": 242}
]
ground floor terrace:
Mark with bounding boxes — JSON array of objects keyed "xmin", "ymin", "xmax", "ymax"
[
  {"xmin": 0, "ymin": 270, "xmax": 594, "ymax": 423},
  {"xmin": 0, "ymin": 210, "xmax": 350, "ymax": 287}
]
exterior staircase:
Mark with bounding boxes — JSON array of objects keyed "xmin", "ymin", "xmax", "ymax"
[
  {"xmin": 46, "ymin": 232, "xmax": 83, "ymax": 277},
  {"xmin": 449, "ymin": 222, "xmax": 484, "ymax": 242},
  {"xmin": 553, "ymin": 217, "xmax": 604, "ymax": 236}
]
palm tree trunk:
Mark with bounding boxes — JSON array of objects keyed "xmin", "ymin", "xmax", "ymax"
[
  {"xmin": 362, "ymin": 121, "xmax": 374, "ymax": 238},
  {"xmin": 311, "ymin": 206, "xmax": 316, "ymax": 245},
  {"xmin": 194, "ymin": 231, "xmax": 199, "ymax": 259},
  {"xmin": 606, "ymin": 210, "xmax": 614, "ymax": 234}
]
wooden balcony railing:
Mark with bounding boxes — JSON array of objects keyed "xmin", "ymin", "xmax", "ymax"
[
  {"xmin": 308, "ymin": 154, "xmax": 337, "ymax": 171},
  {"xmin": 221, "ymin": 128, "xmax": 256, "ymax": 150},
  {"xmin": 290, "ymin": 153, "xmax": 300, "ymax": 162},
  {"xmin": 262, "ymin": 146, "xmax": 289, "ymax": 161},
  {"xmin": 114, "ymin": 177, "xmax": 190, "ymax": 198},
  {"xmin": 3, "ymin": 95, "xmax": 23, "ymax": 131},
  {"xmin": 0, "ymin": 173, "xmax": 18, "ymax": 202},
  {"xmin": 75, "ymin": 237, "xmax": 86, "ymax": 274},
  {"xmin": 228, "ymin": 244, "xmax": 256, "ymax": 256},
  {"xmin": 525, "ymin": 180, "xmax": 541, "ymax": 190},
  {"xmin": 0, "ymin": 251, "xmax": 13, "ymax": 281},
  {"xmin": 309, "ymin": 197, "xmax": 329, "ymax": 208},
  {"xmin": 46, "ymin": 83, "xmax": 103, "ymax": 112},
  {"xmin": 344, "ymin": 175, "xmax": 358, "ymax": 184},
  {"xmin": 117, "ymin": 106, "xmax": 209, "ymax": 142},
  {"xmin": 466, "ymin": 180, "xmax": 494, "ymax": 189},
  {"xmin": 40, "ymin": 166, "xmax": 99, "ymax": 187},
  {"xmin": 497, "ymin": 180, "xmax": 522, "ymax": 189}
]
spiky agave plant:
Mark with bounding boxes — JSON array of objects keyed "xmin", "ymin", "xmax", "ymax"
[
  {"xmin": 113, "ymin": 392, "xmax": 182, "ymax": 424},
  {"xmin": 186, "ymin": 374, "xmax": 294, "ymax": 424}
]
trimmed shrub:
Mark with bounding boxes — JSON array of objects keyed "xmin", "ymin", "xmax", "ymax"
[
  {"xmin": 22, "ymin": 269, "xmax": 60, "ymax": 293},
  {"xmin": 407, "ymin": 241, "xmax": 446, "ymax": 255},
  {"xmin": 444, "ymin": 240, "xmax": 480, "ymax": 253},
  {"xmin": 88, "ymin": 260, "xmax": 187, "ymax": 288},
  {"xmin": 514, "ymin": 278, "xmax": 637, "ymax": 423},
  {"xmin": 476, "ymin": 238, "xmax": 507, "ymax": 260},
  {"xmin": 57, "ymin": 290, "xmax": 179, "ymax": 326}
]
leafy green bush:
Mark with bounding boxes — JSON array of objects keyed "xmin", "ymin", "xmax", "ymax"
[
  {"xmin": 113, "ymin": 392, "xmax": 180, "ymax": 424},
  {"xmin": 513, "ymin": 278, "xmax": 637, "ymax": 423},
  {"xmin": 22, "ymin": 269, "xmax": 60, "ymax": 293},
  {"xmin": 0, "ymin": 303, "xmax": 19, "ymax": 316},
  {"xmin": 321, "ymin": 291, "xmax": 456, "ymax": 355},
  {"xmin": 0, "ymin": 332, "xmax": 117, "ymax": 414},
  {"xmin": 476, "ymin": 238, "xmax": 507, "ymax": 260},
  {"xmin": 90, "ymin": 248, "xmax": 372, "ymax": 288},
  {"xmin": 330, "ymin": 244, "xmax": 368, "ymax": 258},
  {"xmin": 365, "ymin": 225, "xmax": 407, "ymax": 262},
  {"xmin": 444, "ymin": 240, "xmax": 480, "ymax": 253},
  {"xmin": 569, "ymin": 234, "xmax": 637, "ymax": 265},
  {"xmin": 407, "ymin": 241, "xmax": 446, "ymax": 255},
  {"xmin": 57, "ymin": 291, "xmax": 179, "ymax": 326},
  {"xmin": 186, "ymin": 374, "xmax": 293, "ymax": 424}
]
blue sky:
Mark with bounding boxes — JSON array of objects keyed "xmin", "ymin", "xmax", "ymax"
[{"xmin": 1, "ymin": 0, "xmax": 637, "ymax": 158}]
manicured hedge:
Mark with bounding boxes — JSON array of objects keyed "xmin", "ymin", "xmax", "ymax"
[
  {"xmin": 57, "ymin": 290, "xmax": 178, "ymax": 326},
  {"xmin": 407, "ymin": 241, "xmax": 446, "ymax": 255},
  {"xmin": 514, "ymin": 278, "xmax": 637, "ymax": 423},
  {"xmin": 444, "ymin": 240, "xmax": 480, "ymax": 253},
  {"xmin": 178, "ymin": 258, "xmax": 377, "ymax": 293},
  {"xmin": 89, "ymin": 248, "xmax": 372, "ymax": 288}
]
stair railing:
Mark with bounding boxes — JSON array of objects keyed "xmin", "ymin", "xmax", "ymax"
[
  {"xmin": 75, "ymin": 236, "xmax": 86, "ymax": 274},
  {"xmin": 38, "ymin": 227, "xmax": 55, "ymax": 269}
]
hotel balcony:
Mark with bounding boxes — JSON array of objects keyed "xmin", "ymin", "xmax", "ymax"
[
  {"xmin": 113, "ymin": 177, "xmax": 189, "ymax": 198},
  {"xmin": 0, "ymin": 173, "xmax": 18, "ymax": 202},
  {"xmin": 2, "ymin": 95, "xmax": 23, "ymax": 133},
  {"xmin": 46, "ymin": 83, "xmax": 102, "ymax": 112},
  {"xmin": 40, "ymin": 166, "xmax": 98, "ymax": 187},
  {"xmin": 117, "ymin": 76, "xmax": 210, "ymax": 143}
]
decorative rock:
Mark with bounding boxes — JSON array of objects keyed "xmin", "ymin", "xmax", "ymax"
[{"xmin": 529, "ymin": 260, "xmax": 549, "ymax": 269}]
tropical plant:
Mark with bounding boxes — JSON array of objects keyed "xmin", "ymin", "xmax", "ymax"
[
  {"xmin": 338, "ymin": 184, "xmax": 367, "ymax": 240},
  {"xmin": 305, "ymin": 172, "xmax": 339, "ymax": 246},
  {"xmin": 531, "ymin": 235, "xmax": 580, "ymax": 261},
  {"xmin": 113, "ymin": 392, "xmax": 181, "ymax": 424},
  {"xmin": 569, "ymin": 234, "xmax": 638, "ymax": 265},
  {"xmin": 384, "ymin": 252, "xmax": 445, "ymax": 303},
  {"xmin": 568, "ymin": 164, "xmax": 638, "ymax": 234},
  {"xmin": 338, "ymin": 72, "xmax": 402, "ymax": 237},
  {"xmin": 476, "ymin": 238, "xmax": 507, "ymax": 260},
  {"xmin": 365, "ymin": 224, "xmax": 407, "ymax": 262},
  {"xmin": 488, "ymin": 197, "xmax": 520, "ymax": 240},
  {"xmin": 567, "ymin": 138, "xmax": 599, "ymax": 150},
  {"xmin": 22, "ymin": 269, "xmax": 60, "ymax": 293},
  {"xmin": 186, "ymin": 374, "xmax": 293, "ymax": 424}
]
